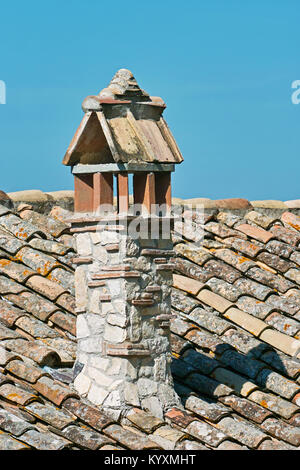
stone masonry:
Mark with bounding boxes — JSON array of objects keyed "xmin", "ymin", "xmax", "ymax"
[{"xmin": 71, "ymin": 214, "xmax": 182, "ymax": 419}]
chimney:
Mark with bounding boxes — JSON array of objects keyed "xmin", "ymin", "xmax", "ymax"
[{"xmin": 63, "ymin": 69, "xmax": 184, "ymax": 419}]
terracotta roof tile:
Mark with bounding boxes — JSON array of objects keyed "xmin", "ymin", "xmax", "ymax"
[
  {"xmin": 246, "ymin": 266, "xmax": 294, "ymax": 293},
  {"xmin": 235, "ymin": 223, "xmax": 273, "ymax": 244},
  {"xmin": 0, "ymin": 213, "xmax": 46, "ymax": 241},
  {"xmin": 188, "ymin": 308, "xmax": 233, "ymax": 335},
  {"xmin": 33, "ymin": 376, "xmax": 78, "ymax": 406},
  {"xmin": 19, "ymin": 210, "xmax": 70, "ymax": 238},
  {"xmin": 47, "ymin": 267, "xmax": 74, "ymax": 295},
  {"xmin": 5, "ymin": 360, "xmax": 46, "ymax": 384},
  {"xmin": 25, "ymin": 275, "xmax": 66, "ymax": 301},
  {"xmin": 14, "ymin": 246, "xmax": 61, "ymax": 276},
  {"xmin": 211, "ymin": 367, "xmax": 257, "ymax": 397},
  {"xmin": 223, "ymin": 237, "xmax": 263, "ymax": 258},
  {"xmin": 197, "ymin": 289, "xmax": 233, "ymax": 313},
  {"xmin": 4, "ymin": 292, "xmax": 58, "ymax": 322},
  {"xmin": 15, "ymin": 315, "xmax": 59, "ymax": 339},
  {"xmin": 174, "ymin": 243, "xmax": 212, "ymax": 266},
  {"xmin": 223, "ymin": 307, "xmax": 268, "ymax": 336},
  {"xmin": 265, "ymin": 311, "xmax": 300, "ymax": 337},
  {"xmin": 0, "ymin": 383, "xmax": 39, "ymax": 406},
  {"xmin": 257, "ymin": 251, "xmax": 294, "ymax": 273},
  {"xmin": 3, "ymin": 339, "xmax": 60, "ymax": 366},
  {"xmin": 184, "ymin": 419, "xmax": 227, "ymax": 447},
  {"xmin": 0, "ymin": 432, "xmax": 30, "ymax": 450},
  {"xmin": 60, "ymin": 424, "xmax": 114, "ymax": 449},
  {"xmin": 184, "ymin": 328, "xmax": 231, "ymax": 354},
  {"xmin": 205, "ymin": 277, "xmax": 241, "ymax": 301},
  {"xmin": 0, "ymin": 407, "xmax": 35, "ymax": 436},
  {"xmin": 48, "ymin": 311, "xmax": 76, "ymax": 336},
  {"xmin": 0, "ymin": 259, "xmax": 35, "ymax": 283},
  {"xmin": 184, "ymin": 395, "xmax": 229, "ymax": 422},
  {"xmin": 259, "ymin": 329, "xmax": 300, "ymax": 357},
  {"xmin": 103, "ymin": 423, "xmax": 159, "ymax": 450},
  {"xmin": 62, "ymin": 397, "xmax": 114, "ymax": 431},
  {"xmin": 261, "ymin": 417, "xmax": 300, "ymax": 446},
  {"xmin": 248, "ymin": 390, "xmax": 299, "ymax": 419},
  {"xmin": 24, "ymin": 401, "xmax": 76, "ymax": 430},
  {"xmin": 186, "ymin": 371, "xmax": 234, "ymax": 398},
  {"xmin": 203, "ymin": 258, "xmax": 241, "ymax": 283},
  {"xmin": 270, "ymin": 224, "xmax": 300, "ymax": 246},
  {"xmin": 55, "ymin": 292, "xmax": 76, "ymax": 314},
  {"xmin": 212, "ymin": 248, "xmax": 256, "ymax": 273},
  {"xmin": 255, "ymin": 368, "xmax": 300, "ymax": 400},
  {"xmin": 220, "ymin": 395, "xmax": 272, "ymax": 424},
  {"xmin": 216, "ymin": 416, "xmax": 268, "ymax": 448},
  {"xmin": 244, "ymin": 211, "xmax": 275, "ymax": 230},
  {"xmin": 173, "ymin": 273, "xmax": 204, "ymax": 296},
  {"xmin": 234, "ymin": 277, "xmax": 273, "ymax": 300},
  {"xmin": 281, "ymin": 211, "xmax": 300, "ymax": 231},
  {"xmin": 18, "ymin": 428, "xmax": 71, "ymax": 450}
]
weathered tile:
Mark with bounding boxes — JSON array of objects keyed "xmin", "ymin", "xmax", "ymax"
[
  {"xmin": 216, "ymin": 416, "xmax": 267, "ymax": 448},
  {"xmin": 255, "ymin": 368, "xmax": 300, "ymax": 400},
  {"xmin": 0, "ymin": 383, "xmax": 38, "ymax": 406},
  {"xmin": 0, "ymin": 259, "xmax": 35, "ymax": 283},
  {"xmin": 185, "ymin": 420, "xmax": 227, "ymax": 448},
  {"xmin": 103, "ymin": 424, "xmax": 159, "ymax": 450},
  {"xmin": 212, "ymin": 249, "xmax": 255, "ymax": 273},
  {"xmin": 25, "ymin": 275, "xmax": 66, "ymax": 301},
  {"xmin": 171, "ymin": 288, "xmax": 200, "ymax": 314},
  {"xmin": 0, "ymin": 275, "xmax": 27, "ymax": 296},
  {"xmin": 0, "ymin": 213, "xmax": 45, "ymax": 241},
  {"xmin": 185, "ymin": 395, "xmax": 229, "ymax": 423},
  {"xmin": 265, "ymin": 294, "xmax": 299, "ymax": 316},
  {"xmin": 61, "ymin": 424, "xmax": 113, "ymax": 450},
  {"xmin": 281, "ymin": 211, "xmax": 300, "ymax": 231},
  {"xmin": 219, "ymin": 349, "xmax": 265, "ymax": 379},
  {"xmin": 25, "ymin": 401, "xmax": 77, "ymax": 430},
  {"xmin": 19, "ymin": 428, "xmax": 71, "ymax": 450},
  {"xmin": 257, "ymin": 252, "xmax": 294, "ymax": 273},
  {"xmin": 187, "ymin": 371, "xmax": 233, "ymax": 398},
  {"xmin": 0, "ymin": 323, "xmax": 22, "ymax": 341},
  {"xmin": 4, "ymin": 291, "xmax": 58, "ymax": 322},
  {"xmin": 33, "ymin": 376, "xmax": 78, "ymax": 406},
  {"xmin": 39, "ymin": 337, "xmax": 76, "ymax": 365},
  {"xmin": 0, "ymin": 432, "xmax": 30, "ymax": 450},
  {"xmin": 259, "ymin": 329, "xmax": 300, "ymax": 357},
  {"xmin": 234, "ymin": 278, "xmax": 273, "ymax": 301},
  {"xmin": 15, "ymin": 315, "xmax": 59, "ymax": 339},
  {"xmin": 0, "ymin": 346, "xmax": 19, "ymax": 367},
  {"xmin": 165, "ymin": 407, "xmax": 196, "ymax": 429},
  {"xmin": 265, "ymin": 239, "xmax": 294, "ymax": 258},
  {"xmin": 245, "ymin": 211, "xmax": 275, "ymax": 230},
  {"xmin": 203, "ymin": 259, "xmax": 241, "ymax": 284},
  {"xmin": 197, "ymin": 289, "xmax": 233, "ymax": 313},
  {"xmin": 222, "ymin": 328, "xmax": 269, "ymax": 357},
  {"xmin": 0, "ymin": 408, "xmax": 34, "ymax": 436},
  {"xmin": 270, "ymin": 225, "xmax": 300, "ymax": 246},
  {"xmin": 205, "ymin": 277, "xmax": 241, "ymax": 302},
  {"xmin": 47, "ymin": 267, "xmax": 74, "ymax": 295},
  {"xmin": 20, "ymin": 210, "xmax": 69, "ymax": 238},
  {"xmin": 188, "ymin": 308, "xmax": 233, "ymax": 335},
  {"xmin": 265, "ymin": 312, "xmax": 300, "ymax": 337},
  {"xmin": 249, "ymin": 390, "xmax": 299, "ymax": 419},
  {"xmin": 55, "ymin": 293, "xmax": 76, "ymax": 314},
  {"xmin": 63, "ymin": 397, "xmax": 114, "ymax": 431},
  {"xmin": 170, "ymin": 333, "xmax": 191, "ymax": 355},
  {"xmin": 220, "ymin": 395, "xmax": 272, "ymax": 424},
  {"xmin": 223, "ymin": 237, "xmax": 263, "ymax": 258},
  {"xmin": 204, "ymin": 222, "xmax": 244, "ymax": 239},
  {"xmin": 258, "ymin": 438, "xmax": 296, "ymax": 450},
  {"xmin": 29, "ymin": 238, "xmax": 71, "ymax": 256},
  {"xmin": 3, "ymin": 339, "xmax": 60, "ymax": 366},
  {"xmin": 261, "ymin": 417, "xmax": 300, "ymax": 446},
  {"xmin": 0, "ymin": 229, "xmax": 26, "ymax": 255},
  {"xmin": 224, "ymin": 307, "xmax": 268, "ymax": 337},
  {"xmin": 151, "ymin": 425, "xmax": 186, "ymax": 450},
  {"xmin": 182, "ymin": 349, "xmax": 219, "ymax": 375},
  {"xmin": 185, "ymin": 328, "xmax": 231, "ymax": 354},
  {"xmin": 260, "ymin": 350, "xmax": 300, "ymax": 378},
  {"xmin": 174, "ymin": 243, "xmax": 212, "ymax": 266},
  {"xmin": 127, "ymin": 408, "xmax": 164, "ymax": 433},
  {"xmin": 211, "ymin": 367, "xmax": 257, "ymax": 397},
  {"xmin": 235, "ymin": 296, "xmax": 273, "ymax": 320},
  {"xmin": 14, "ymin": 246, "xmax": 60, "ymax": 276},
  {"xmin": 247, "ymin": 266, "xmax": 294, "ymax": 293},
  {"xmin": 5, "ymin": 359, "xmax": 45, "ymax": 384},
  {"xmin": 49, "ymin": 311, "xmax": 76, "ymax": 336},
  {"xmin": 176, "ymin": 439, "xmax": 209, "ymax": 450},
  {"xmin": 285, "ymin": 268, "xmax": 300, "ymax": 285},
  {"xmin": 173, "ymin": 273, "xmax": 203, "ymax": 296},
  {"xmin": 235, "ymin": 224, "xmax": 273, "ymax": 244},
  {"xmin": 172, "ymin": 257, "xmax": 214, "ymax": 283}
]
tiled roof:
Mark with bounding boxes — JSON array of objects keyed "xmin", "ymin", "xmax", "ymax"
[{"xmin": 0, "ymin": 196, "xmax": 299, "ymax": 450}]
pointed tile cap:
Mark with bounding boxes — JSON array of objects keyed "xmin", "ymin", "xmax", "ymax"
[{"xmin": 99, "ymin": 68, "xmax": 150, "ymax": 101}]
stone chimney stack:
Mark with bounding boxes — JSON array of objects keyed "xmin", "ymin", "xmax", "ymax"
[{"xmin": 62, "ymin": 69, "xmax": 184, "ymax": 419}]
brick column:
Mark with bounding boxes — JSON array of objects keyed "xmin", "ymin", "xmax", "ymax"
[{"xmin": 71, "ymin": 214, "xmax": 181, "ymax": 419}]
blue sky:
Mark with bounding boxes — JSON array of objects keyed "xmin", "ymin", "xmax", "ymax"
[{"xmin": 0, "ymin": 0, "xmax": 299, "ymax": 201}]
